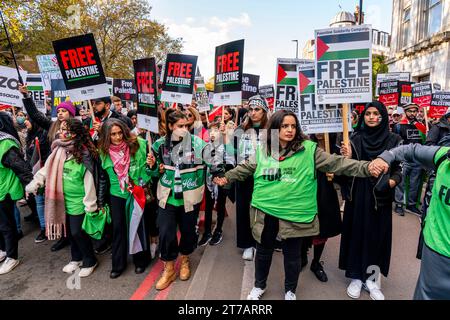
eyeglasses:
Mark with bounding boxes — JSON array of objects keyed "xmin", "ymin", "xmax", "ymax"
[{"xmin": 187, "ymin": 113, "xmax": 194, "ymax": 118}]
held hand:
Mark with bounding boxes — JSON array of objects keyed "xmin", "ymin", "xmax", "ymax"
[
  {"xmin": 213, "ymin": 176, "xmax": 229, "ymax": 186},
  {"xmin": 92, "ymin": 121, "xmax": 102, "ymax": 133},
  {"xmin": 18, "ymin": 84, "xmax": 29, "ymax": 97},
  {"xmin": 158, "ymin": 163, "xmax": 165, "ymax": 174},
  {"xmin": 388, "ymin": 179, "xmax": 396, "ymax": 188},
  {"xmin": 340, "ymin": 142, "xmax": 352, "ymax": 159},
  {"xmin": 326, "ymin": 173, "xmax": 334, "ymax": 180},
  {"xmin": 368, "ymin": 158, "xmax": 389, "ymax": 178},
  {"xmin": 146, "ymin": 152, "xmax": 156, "ymax": 167}
]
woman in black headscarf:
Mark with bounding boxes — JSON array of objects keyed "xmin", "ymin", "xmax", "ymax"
[{"xmin": 339, "ymin": 101, "xmax": 402, "ymax": 300}]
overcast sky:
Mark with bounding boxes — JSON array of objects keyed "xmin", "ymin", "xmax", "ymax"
[{"xmin": 149, "ymin": 0, "xmax": 393, "ymax": 84}]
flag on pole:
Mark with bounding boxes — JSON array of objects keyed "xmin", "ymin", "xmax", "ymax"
[
  {"xmin": 208, "ymin": 105, "xmax": 224, "ymax": 122},
  {"xmin": 126, "ymin": 184, "xmax": 147, "ymax": 255}
]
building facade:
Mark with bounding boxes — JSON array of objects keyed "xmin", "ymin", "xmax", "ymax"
[
  {"xmin": 302, "ymin": 8, "xmax": 391, "ymax": 59},
  {"xmin": 387, "ymin": 0, "xmax": 450, "ymax": 89}
]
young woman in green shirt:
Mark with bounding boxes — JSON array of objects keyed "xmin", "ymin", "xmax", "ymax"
[{"xmin": 26, "ymin": 119, "xmax": 105, "ymax": 278}]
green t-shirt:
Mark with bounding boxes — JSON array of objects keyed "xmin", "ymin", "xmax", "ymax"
[
  {"xmin": 101, "ymin": 137, "xmax": 151, "ymax": 199},
  {"xmin": 424, "ymin": 147, "xmax": 450, "ymax": 258},
  {"xmin": 0, "ymin": 139, "xmax": 24, "ymax": 201},
  {"xmin": 251, "ymin": 140, "xmax": 318, "ymax": 223},
  {"xmin": 63, "ymin": 158, "xmax": 87, "ymax": 215}
]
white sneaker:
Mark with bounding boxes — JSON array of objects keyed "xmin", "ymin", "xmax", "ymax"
[
  {"xmin": 285, "ymin": 291, "xmax": 296, "ymax": 300},
  {"xmin": 0, "ymin": 250, "xmax": 6, "ymax": 263},
  {"xmin": 347, "ymin": 279, "xmax": 363, "ymax": 299},
  {"xmin": 150, "ymin": 243, "xmax": 158, "ymax": 259},
  {"xmin": 242, "ymin": 247, "xmax": 255, "ymax": 261},
  {"xmin": 363, "ymin": 280, "xmax": 385, "ymax": 300},
  {"xmin": 62, "ymin": 261, "xmax": 82, "ymax": 274},
  {"xmin": 247, "ymin": 287, "xmax": 266, "ymax": 300},
  {"xmin": 0, "ymin": 258, "xmax": 20, "ymax": 275},
  {"xmin": 79, "ymin": 262, "xmax": 98, "ymax": 278}
]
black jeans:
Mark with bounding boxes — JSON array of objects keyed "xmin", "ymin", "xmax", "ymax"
[
  {"xmin": 157, "ymin": 203, "xmax": 200, "ymax": 261},
  {"xmin": 254, "ymin": 213, "xmax": 303, "ymax": 294},
  {"xmin": 235, "ymin": 178, "xmax": 256, "ymax": 249},
  {"xmin": 110, "ymin": 195, "xmax": 150, "ymax": 272},
  {"xmin": 67, "ymin": 214, "xmax": 97, "ymax": 267},
  {"xmin": 0, "ymin": 195, "xmax": 18, "ymax": 259},
  {"xmin": 204, "ymin": 186, "xmax": 227, "ymax": 235}
]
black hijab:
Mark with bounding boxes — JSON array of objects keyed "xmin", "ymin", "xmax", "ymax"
[{"xmin": 355, "ymin": 101, "xmax": 390, "ymax": 159}]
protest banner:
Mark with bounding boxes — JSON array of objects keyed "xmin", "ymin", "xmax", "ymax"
[
  {"xmin": 214, "ymin": 39, "xmax": 244, "ymax": 106},
  {"xmin": 133, "ymin": 58, "xmax": 158, "ymax": 133},
  {"xmin": 275, "ymin": 58, "xmax": 310, "ymax": 113},
  {"xmin": 412, "ymin": 82, "xmax": 432, "ymax": 108},
  {"xmin": 242, "ymin": 73, "xmax": 260, "ymax": 100},
  {"xmin": 259, "ymin": 85, "xmax": 274, "ymax": 110},
  {"xmin": 0, "ymin": 66, "xmax": 28, "ymax": 108},
  {"xmin": 297, "ymin": 62, "xmax": 350, "ymax": 134},
  {"xmin": 378, "ymin": 80, "xmax": 399, "ymax": 107},
  {"xmin": 430, "ymin": 92, "xmax": 450, "ymax": 118},
  {"xmin": 52, "ymin": 33, "xmax": 109, "ymax": 102},
  {"xmin": 161, "ymin": 54, "xmax": 197, "ymax": 105},
  {"xmin": 399, "ymin": 81, "xmax": 412, "ymax": 106},
  {"xmin": 36, "ymin": 54, "xmax": 63, "ymax": 91},
  {"xmin": 375, "ymin": 72, "xmax": 410, "ymax": 96},
  {"xmin": 26, "ymin": 73, "xmax": 46, "ymax": 114},
  {"xmin": 49, "ymin": 78, "xmax": 82, "ymax": 118},
  {"xmin": 315, "ymin": 25, "xmax": 372, "ymax": 105},
  {"xmin": 113, "ymin": 79, "xmax": 137, "ymax": 101},
  {"xmin": 194, "ymin": 76, "xmax": 210, "ymax": 113}
]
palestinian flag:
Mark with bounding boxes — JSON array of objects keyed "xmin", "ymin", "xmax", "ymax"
[
  {"xmin": 208, "ymin": 105, "xmax": 224, "ymax": 123},
  {"xmin": 299, "ymin": 68, "xmax": 315, "ymax": 95},
  {"xmin": 316, "ymin": 31, "xmax": 370, "ymax": 61},
  {"xmin": 277, "ymin": 63, "xmax": 298, "ymax": 86},
  {"xmin": 126, "ymin": 184, "xmax": 147, "ymax": 255},
  {"xmin": 89, "ymin": 116, "xmax": 101, "ymax": 138},
  {"xmin": 30, "ymin": 137, "xmax": 43, "ymax": 174}
]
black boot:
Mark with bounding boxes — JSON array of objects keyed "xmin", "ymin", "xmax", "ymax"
[
  {"xmin": 51, "ymin": 237, "xmax": 70, "ymax": 252},
  {"xmin": 310, "ymin": 260, "xmax": 328, "ymax": 282}
]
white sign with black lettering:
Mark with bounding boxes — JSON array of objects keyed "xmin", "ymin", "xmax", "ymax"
[{"xmin": 0, "ymin": 66, "xmax": 28, "ymax": 108}]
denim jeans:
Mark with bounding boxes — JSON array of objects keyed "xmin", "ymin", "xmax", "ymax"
[
  {"xmin": 14, "ymin": 204, "xmax": 22, "ymax": 233},
  {"xmin": 35, "ymin": 194, "xmax": 45, "ymax": 230}
]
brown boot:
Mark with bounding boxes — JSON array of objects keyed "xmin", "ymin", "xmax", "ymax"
[
  {"xmin": 179, "ymin": 255, "xmax": 191, "ymax": 281},
  {"xmin": 155, "ymin": 260, "xmax": 176, "ymax": 290}
]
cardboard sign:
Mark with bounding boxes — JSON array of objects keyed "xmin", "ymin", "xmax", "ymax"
[
  {"xmin": 133, "ymin": 58, "xmax": 158, "ymax": 133},
  {"xmin": 194, "ymin": 76, "xmax": 210, "ymax": 113},
  {"xmin": 113, "ymin": 79, "xmax": 137, "ymax": 101},
  {"xmin": 259, "ymin": 85, "xmax": 274, "ymax": 110},
  {"xmin": 378, "ymin": 80, "xmax": 399, "ymax": 106},
  {"xmin": 376, "ymin": 72, "xmax": 410, "ymax": 96},
  {"xmin": 298, "ymin": 62, "xmax": 350, "ymax": 134},
  {"xmin": 36, "ymin": 54, "xmax": 63, "ymax": 91},
  {"xmin": 241, "ymin": 73, "xmax": 260, "ymax": 100},
  {"xmin": 399, "ymin": 81, "xmax": 412, "ymax": 106},
  {"xmin": 0, "ymin": 66, "xmax": 28, "ymax": 108},
  {"xmin": 412, "ymin": 82, "xmax": 432, "ymax": 109},
  {"xmin": 49, "ymin": 79, "xmax": 83, "ymax": 118},
  {"xmin": 52, "ymin": 33, "xmax": 109, "ymax": 102},
  {"xmin": 315, "ymin": 25, "xmax": 372, "ymax": 104},
  {"xmin": 26, "ymin": 73, "xmax": 46, "ymax": 114},
  {"xmin": 430, "ymin": 92, "xmax": 450, "ymax": 118},
  {"xmin": 161, "ymin": 54, "xmax": 198, "ymax": 105},
  {"xmin": 214, "ymin": 39, "xmax": 244, "ymax": 106},
  {"xmin": 275, "ymin": 58, "xmax": 309, "ymax": 113}
]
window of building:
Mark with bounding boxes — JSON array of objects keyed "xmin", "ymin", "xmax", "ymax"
[
  {"xmin": 373, "ymin": 30, "xmax": 379, "ymax": 45},
  {"xmin": 418, "ymin": 74, "xmax": 430, "ymax": 82},
  {"xmin": 426, "ymin": 0, "xmax": 442, "ymax": 36},
  {"xmin": 402, "ymin": 6, "xmax": 411, "ymax": 48}
]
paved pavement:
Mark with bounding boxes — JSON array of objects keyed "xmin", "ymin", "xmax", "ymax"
[{"xmin": 0, "ymin": 199, "xmax": 421, "ymax": 300}]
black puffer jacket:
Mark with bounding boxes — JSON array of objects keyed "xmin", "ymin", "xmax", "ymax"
[
  {"xmin": 2, "ymin": 146, "xmax": 33, "ymax": 187},
  {"xmin": 425, "ymin": 115, "xmax": 450, "ymax": 146},
  {"xmin": 82, "ymin": 152, "xmax": 109, "ymax": 209}
]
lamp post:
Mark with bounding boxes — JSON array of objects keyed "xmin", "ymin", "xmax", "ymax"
[
  {"xmin": 292, "ymin": 40, "xmax": 298, "ymax": 59},
  {"xmin": 359, "ymin": 0, "xmax": 363, "ymax": 24}
]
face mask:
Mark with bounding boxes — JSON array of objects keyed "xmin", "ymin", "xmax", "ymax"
[{"xmin": 16, "ymin": 116, "xmax": 25, "ymax": 125}]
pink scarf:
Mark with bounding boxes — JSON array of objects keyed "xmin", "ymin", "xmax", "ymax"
[{"xmin": 109, "ymin": 141, "xmax": 130, "ymax": 191}]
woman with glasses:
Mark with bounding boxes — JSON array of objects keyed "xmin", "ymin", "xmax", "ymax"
[
  {"xmin": 184, "ymin": 107, "xmax": 209, "ymax": 142},
  {"xmin": 26, "ymin": 119, "xmax": 107, "ymax": 277}
]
